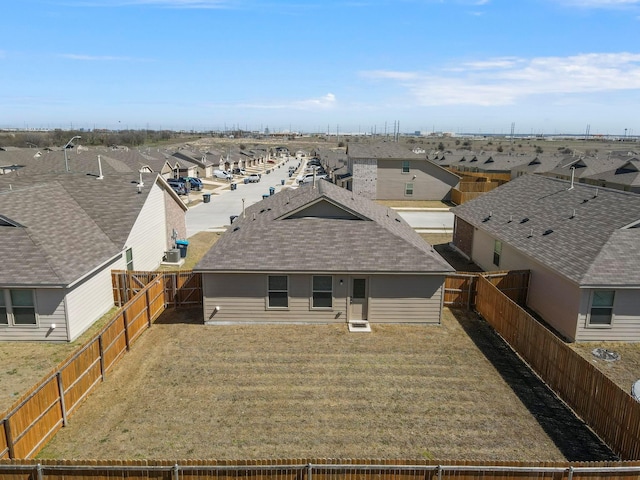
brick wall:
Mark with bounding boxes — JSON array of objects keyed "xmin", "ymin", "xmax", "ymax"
[
  {"xmin": 452, "ymin": 216, "xmax": 474, "ymax": 258},
  {"xmin": 164, "ymin": 189, "xmax": 187, "ymax": 247},
  {"xmin": 352, "ymin": 158, "xmax": 377, "ymax": 199}
]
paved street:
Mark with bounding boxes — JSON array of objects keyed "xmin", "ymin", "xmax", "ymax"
[{"xmin": 185, "ymin": 158, "xmax": 454, "ymax": 237}]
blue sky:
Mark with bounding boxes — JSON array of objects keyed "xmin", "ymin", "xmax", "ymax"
[{"xmin": 2, "ymin": 0, "xmax": 640, "ymax": 135}]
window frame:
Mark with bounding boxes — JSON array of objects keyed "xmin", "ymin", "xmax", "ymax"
[
  {"xmin": 404, "ymin": 182, "xmax": 414, "ymax": 197},
  {"xmin": 125, "ymin": 248, "xmax": 134, "ymax": 271},
  {"xmin": 587, "ymin": 290, "xmax": 615, "ymax": 328},
  {"xmin": 493, "ymin": 240, "xmax": 502, "ymax": 267},
  {"xmin": 311, "ymin": 275, "xmax": 333, "ymax": 310},
  {"xmin": 401, "ymin": 161, "xmax": 411, "ymax": 174},
  {"xmin": 267, "ymin": 275, "xmax": 289, "ymax": 309},
  {"xmin": 0, "ymin": 289, "xmax": 38, "ymax": 327}
]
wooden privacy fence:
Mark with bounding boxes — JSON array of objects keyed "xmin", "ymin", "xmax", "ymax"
[
  {"xmin": 475, "ymin": 275, "xmax": 640, "ymax": 460},
  {"xmin": 2, "ymin": 460, "xmax": 640, "ymax": 480},
  {"xmin": 0, "ymin": 278, "xmax": 165, "ymax": 460},
  {"xmin": 444, "ymin": 270, "xmax": 529, "ymax": 309},
  {"xmin": 112, "ymin": 270, "xmax": 202, "ymax": 307}
]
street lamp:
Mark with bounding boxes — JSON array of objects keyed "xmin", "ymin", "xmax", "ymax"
[{"xmin": 63, "ymin": 135, "xmax": 81, "ymax": 172}]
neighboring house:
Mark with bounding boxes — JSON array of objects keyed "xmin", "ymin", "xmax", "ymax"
[
  {"xmin": 345, "ymin": 143, "xmax": 460, "ymax": 201},
  {"xmin": 451, "ymin": 174, "xmax": 640, "ymax": 342},
  {"xmin": 194, "ymin": 180, "xmax": 453, "ymax": 326},
  {"xmin": 581, "ymin": 158, "xmax": 640, "ymax": 193},
  {"xmin": 171, "ymin": 150, "xmax": 213, "ymax": 178},
  {"xmin": 0, "ymin": 172, "xmax": 187, "ymax": 342}
]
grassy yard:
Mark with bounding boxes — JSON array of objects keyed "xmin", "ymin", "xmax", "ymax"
[
  {"xmin": 37, "ymin": 308, "xmax": 614, "ymax": 461},
  {"xmin": 571, "ymin": 342, "xmax": 640, "ymax": 394}
]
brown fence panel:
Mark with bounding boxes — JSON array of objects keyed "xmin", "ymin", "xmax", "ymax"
[
  {"xmin": 125, "ymin": 290, "xmax": 152, "ymax": 345},
  {"xmin": 475, "ymin": 275, "xmax": 640, "ymax": 460},
  {"xmin": 59, "ymin": 339, "xmax": 102, "ymax": 417},
  {"xmin": 0, "ymin": 421, "xmax": 8, "ymax": 459},
  {"xmin": 100, "ymin": 311, "xmax": 127, "ymax": 374},
  {"xmin": 444, "ymin": 274, "xmax": 475, "ymax": 308},
  {"xmin": 7, "ymin": 376, "xmax": 62, "ymax": 459}
]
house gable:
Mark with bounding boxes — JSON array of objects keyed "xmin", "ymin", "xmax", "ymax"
[{"xmin": 281, "ymin": 198, "xmax": 367, "ymax": 221}]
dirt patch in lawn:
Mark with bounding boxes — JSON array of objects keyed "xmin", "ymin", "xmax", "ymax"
[{"xmin": 38, "ymin": 308, "xmax": 615, "ymax": 461}]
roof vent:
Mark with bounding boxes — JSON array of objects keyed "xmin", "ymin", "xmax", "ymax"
[
  {"xmin": 520, "ymin": 217, "xmax": 529, "ymax": 224},
  {"xmin": 528, "ymin": 228, "xmax": 533, "ymax": 238},
  {"xmin": 570, "ymin": 209, "xmax": 576, "ymax": 219},
  {"xmin": 508, "ymin": 215, "xmax": 513, "ymax": 223},
  {"xmin": 233, "ymin": 226, "xmax": 240, "ymax": 232},
  {"xmin": 543, "ymin": 229, "xmax": 553, "ymax": 236},
  {"xmin": 582, "ymin": 199, "xmax": 589, "ymax": 204}
]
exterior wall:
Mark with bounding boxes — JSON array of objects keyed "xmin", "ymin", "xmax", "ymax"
[
  {"xmin": 368, "ymin": 275, "xmax": 444, "ymax": 324},
  {"xmin": 452, "ymin": 217, "xmax": 474, "ymax": 258},
  {"xmin": 163, "ymin": 188, "xmax": 187, "ymax": 247},
  {"xmin": 202, "ymin": 273, "xmax": 444, "ymax": 324},
  {"xmin": 376, "ymin": 159, "xmax": 459, "ymax": 201},
  {"xmin": 125, "ymin": 181, "xmax": 170, "ymax": 271},
  {"xmin": 352, "ymin": 159, "xmax": 377, "ymax": 199},
  {"xmin": 575, "ymin": 288, "xmax": 640, "ymax": 342},
  {"xmin": 65, "ymin": 255, "xmax": 125, "ymax": 341},
  {"xmin": 471, "ymin": 228, "xmax": 580, "ymax": 341},
  {"xmin": 0, "ymin": 289, "xmax": 68, "ymax": 342}
]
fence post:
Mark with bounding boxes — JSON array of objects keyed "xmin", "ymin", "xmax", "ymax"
[
  {"xmin": 173, "ymin": 273, "xmax": 178, "ymax": 309},
  {"xmin": 36, "ymin": 463, "xmax": 44, "ymax": 480},
  {"xmin": 307, "ymin": 463, "xmax": 313, "ymax": 480},
  {"xmin": 173, "ymin": 463, "xmax": 180, "ymax": 480},
  {"xmin": 146, "ymin": 287, "xmax": 152, "ymax": 327},
  {"xmin": 3, "ymin": 418, "xmax": 14, "ymax": 459},
  {"xmin": 436, "ymin": 465, "xmax": 442, "ymax": 480},
  {"xmin": 123, "ymin": 309, "xmax": 130, "ymax": 351},
  {"xmin": 468, "ymin": 275, "xmax": 475, "ymax": 310},
  {"xmin": 56, "ymin": 372, "xmax": 68, "ymax": 427},
  {"xmin": 98, "ymin": 334, "xmax": 106, "ymax": 382},
  {"xmin": 567, "ymin": 466, "xmax": 574, "ymax": 480}
]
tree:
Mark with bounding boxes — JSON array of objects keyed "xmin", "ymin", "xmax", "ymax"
[{"xmin": 535, "ymin": 146, "xmax": 544, "ymax": 154}]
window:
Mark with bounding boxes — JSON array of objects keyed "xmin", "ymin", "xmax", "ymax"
[
  {"xmin": 402, "ymin": 161, "xmax": 411, "ymax": 173},
  {"xmin": 0, "ymin": 292, "xmax": 7, "ymax": 325},
  {"xmin": 125, "ymin": 248, "xmax": 134, "ymax": 271},
  {"xmin": 589, "ymin": 290, "xmax": 615, "ymax": 326},
  {"xmin": 312, "ymin": 276, "xmax": 332, "ymax": 308},
  {"xmin": 493, "ymin": 240, "xmax": 502, "ymax": 267},
  {"xmin": 405, "ymin": 182, "xmax": 414, "ymax": 196},
  {"xmin": 0, "ymin": 289, "xmax": 36, "ymax": 326},
  {"xmin": 268, "ymin": 275, "xmax": 288, "ymax": 308}
]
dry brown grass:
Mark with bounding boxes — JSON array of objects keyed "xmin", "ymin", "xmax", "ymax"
[
  {"xmin": 0, "ymin": 307, "xmax": 118, "ymax": 414},
  {"xmin": 37, "ymin": 308, "xmax": 614, "ymax": 461},
  {"xmin": 570, "ymin": 342, "xmax": 640, "ymax": 394}
]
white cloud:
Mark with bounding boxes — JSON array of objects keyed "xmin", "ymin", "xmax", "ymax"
[
  {"xmin": 208, "ymin": 93, "xmax": 337, "ymax": 111},
  {"xmin": 362, "ymin": 52, "xmax": 640, "ymax": 106}
]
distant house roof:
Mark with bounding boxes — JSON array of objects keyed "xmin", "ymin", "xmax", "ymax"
[
  {"xmin": 0, "ymin": 172, "xmax": 184, "ymax": 287},
  {"xmin": 195, "ymin": 180, "xmax": 453, "ymax": 274},
  {"xmin": 347, "ymin": 142, "xmax": 421, "ymax": 159},
  {"xmin": 451, "ymin": 175, "xmax": 640, "ymax": 286}
]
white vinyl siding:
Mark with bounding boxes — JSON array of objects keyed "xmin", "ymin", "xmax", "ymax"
[
  {"xmin": 124, "ymin": 181, "xmax": 168, "ymax": 271},
  {"xmin": 65, "ymin": 255, "xmax": 125, "ymax": 341},
  {"xmin": 576, "ymin": 289, "xmax": 640, "ymax": 342}
]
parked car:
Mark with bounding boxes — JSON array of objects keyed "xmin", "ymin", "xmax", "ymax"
[
  {"xmin": 179, "ymin": 176, "xmax": 203, "ymax": 191},
  {"xmin": 213, "ymin": 169, "xmax": 233, "ymax": 180},
  {"xmin": 168, "ymin": 181, "xmax": 187, "ymax": 195},
  {"xmin": 232, "ymin": 168, "xmax": 246, "ymax": 175},
  {"xmin": 245, "ymin": 173, "xmax": 261, "ymax": 183},
  {"xmin": 298, "ymin": 173, "xmax": 328, "ymax": 185}
]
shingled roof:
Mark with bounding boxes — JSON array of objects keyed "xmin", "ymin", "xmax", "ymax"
[
  {"xmin": 195, "ymin": 180, "xmax": 453, "ymax": 274},
  {"xmin": 0, "ymin": 172, "xmax": 177, "ymax": 286},
  {"xmin": 451, "ymin": 175, "xmax": 640, "ymax": 286}
]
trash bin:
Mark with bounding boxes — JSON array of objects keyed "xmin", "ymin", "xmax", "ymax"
[
  {"xmin": 269, "ymin": 186, "xmax": 275, "ymax": 196},
  {"xmin": 175, "ymin": 239, "xmax": 189, "ymax": 258},
  {"xmin": 281, "ymin": 179, "xmax": 285, "ymax": 185},
  {"xmin": 202, "ymin": 193, "xmax": 211, "ymax": 203},
  {"xmin": 231, "ymin": 182, "xmax": 237, "ymax": 191},
  {"xmin": 230, "ymin": 215, "xmax": 238, "ymax": 224},
  {"xmin": 262, "ymin": 194, "xmax": 269, "ymax": 200},
  {"xmin": 244, "ymin": 178, "xmax": 249, "ymax": 184}
]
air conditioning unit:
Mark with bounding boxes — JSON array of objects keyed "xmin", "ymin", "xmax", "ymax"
[{"xmin": 165, "ymin": 249, "xmax": 180, "ymax": 263}]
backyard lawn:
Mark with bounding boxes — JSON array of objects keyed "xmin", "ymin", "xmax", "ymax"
[{"xmin": 37, "ymin": 308, "xmax": 615, "ymax": 461}]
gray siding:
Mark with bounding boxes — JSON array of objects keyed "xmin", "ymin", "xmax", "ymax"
[
  {"xmin": 0, "ymin": 289, "xmax": 68, "ymax": 342},
  {"xmin": 576, "ymin": 288, "xmax": 640, "ymax": 342},
  {"xmin": 471, "ymin": 228, "xmax": 581, "ymax": 341},
  {"xmin": 202, "ymin": 273, "xmax": 443, "ymax": 325},
  {"xmin": 368, "ymin": 275, "xmax": 444, "ymax": 324},
  {"xmin": 376, "ymin": 159, "xmax": 459, "ymax": 201},
  {"xmin": 66, "ymin": 255, "xmax": 125, "ymax": 341}
]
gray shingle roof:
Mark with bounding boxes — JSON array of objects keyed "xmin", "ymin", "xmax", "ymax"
[
  {"xmin": 451, "ymin": 175, "xmax": 640, "ymax": 286},
  {"xmin": 0, "ymin": 172, "xmax": 170, "ymax": 286},
  {"xmin": 347, "ymin": 142, "xmax": 422, "ymax": 159},
  {"xmin": 195, "ymin": 180, "xmax": 453, "ymax": 274}
]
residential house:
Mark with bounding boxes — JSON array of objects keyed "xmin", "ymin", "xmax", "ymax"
[
  {"xmin": 451, "ymin": 174, "xmax": 640, "ymax": 342},
  {"xmin": 0, "ymin": 172, "xmax": 187, "ymax": 342},
  {"xmin": 194, "ymin": 180, "xmax": 454, "ymax": 326},
  {"xmin": 345, "ymin": 143, "xmax": 460, "ymax": 201}
]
